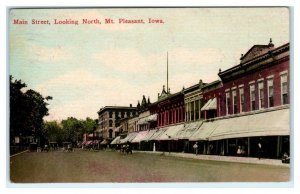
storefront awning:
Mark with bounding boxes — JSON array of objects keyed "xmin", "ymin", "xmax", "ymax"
[
  {"xmin": 175, "ymin": 121, "xmax": 203, "ymax": 140},
  {"xmin": 119, "ymin": 132, "xmax": 138, "ymax": 144},
  {"xmin": 141, "ymin": 129, "xmax": 157, "ymax": 142},
  {"xmin": 114, "ymin": 126, "xmax": 122, "ymax": 132},
  {"xmin": 110, "ymin": 136, "xmax": 121, "ymax": 145},
  {"xmin": 157, "ymin": 124, "xmax": 185, "ymax": 140},
  {"xmin": 189, "ymin": 120, "xmax": 218, "ymax": 141},
  {"xmin": 131, "ymin": 130, "xmax": 149, "ymax": 143},
  {"xmin": 208, "ymin": 108, "xmax": 290, "ymax": 141},
  {"xmin": 148, "ymin": 128, "xmax": 168, "ymax": 141},
  {"xmin": 201, "ymin": 98, "xmax": 217, "ymax": 111},
  {"xmin": 137, "ymin": 114, "xmax": 158, "ymax": 125},
  {"xmin": 100, "ymin": 139, "xmax": 108, "ymax": 145}
]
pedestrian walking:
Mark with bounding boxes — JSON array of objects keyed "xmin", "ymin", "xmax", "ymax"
[
  {"xmin": 237, "ymin": 146, "xmax": 242, "ymax": 157},
  {"xmin": 257, "ymin": 141, "xmax": 263, "ymax": 160},
  {"xmin": 193, "ymin": 142, "xmax": 198, "ymax": 155}
]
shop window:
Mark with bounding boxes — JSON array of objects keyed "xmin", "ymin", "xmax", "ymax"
[
  {"xmin": 281, "ymin": 74, "xmax": 288, "ymax": 105},
  {"xmin": 267, "ymin": 78, "xmax": 274, "ymax": 107},
  {"xmin": 258, "ymin": 81, "xmax": 264, "ymax": 109}
]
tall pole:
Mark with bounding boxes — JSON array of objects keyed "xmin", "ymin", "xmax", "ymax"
[{"xmin": 167, "ymin": 52, "xmax": 169, "ymax": 93}]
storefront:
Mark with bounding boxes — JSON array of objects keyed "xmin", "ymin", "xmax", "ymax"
[{"xmin": 189, "ymin": 106, "xmax": 289, "ymax": 158}]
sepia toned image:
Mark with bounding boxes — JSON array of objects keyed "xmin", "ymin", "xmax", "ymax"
[{"xmin": 8, "ymin": 7, "xmax": 291, "ymax": 184}]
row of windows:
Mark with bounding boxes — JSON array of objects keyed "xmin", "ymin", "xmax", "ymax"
[
  {"xmin": 224, "ymin": 73, "xmax": 288, "ymax": 115},
  {"xmin": 185, "ymin": 100, "xmax": 201, "ymax": 122},
  {"xmin": 159, "ymin": 108, "xmax": 184, "ymax": 126},
  {"xmin": 108, "ymin": 111, "xmax": 137, "ymax": 119}
]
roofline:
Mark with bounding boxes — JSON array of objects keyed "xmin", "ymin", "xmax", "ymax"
[
  {"xmin": 98, "ymin": 106, "xmax": 137, "ymax": 114},
  {"xmin": 151, "ymin": 91, "xmax": 184, "ymax": 105},
  {"xmin": 184, "ymin": 82, "xmax": 206, "ymax": 92},
  {"xmin": 201, "ymin": 80, "xmax": 221, "ymax": 89},
  {"xmin": 219, "ymin": 42, "xmax": 289, "ymax": 77},
  {"xmin": 240, "ymin": 44, "xmax": 272, "ymax": 60}
]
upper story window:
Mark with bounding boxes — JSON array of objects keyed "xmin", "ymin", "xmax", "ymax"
[
  {"xmin": 239, "ymin": 87, "xmax": 244, "ymax": 113},
  {"xmin": 195, "ymin": 100, "xmax": 200, "ymax": 120},
  {"xmin": 232, "ymin": 89, "xmax": 237, "ymax": 114},
  {"xmin": 250, "ymin": 84, "xmax": 256, "ymax": 111},
  {"xmin": 190, "ymin": 101, "xmax": 195, "ymax": 121},
  {"xmin": 109, "ymin": 111, "xmax": 113, "ymax": 118},
  {"xmin": 267, "ymin": 78, "xmax": 274, "ymax": 107},
  {"xmin": 185, "ymin": 103, "xmax": 189, "ymax": 121},
  {"xmin": 226, "ymin": 91, "xmax": 230, "ymax": 115},
  {"xmin": 109, "ymin": 120, "xmax": 113, "ymax": 127},
  {"xmin": 281, "ymin": 73, "xmax": 288, "ymax": 105},
  {"xmin": 258, "ymin": 81, "xmax": 264, "ymax": 109}
]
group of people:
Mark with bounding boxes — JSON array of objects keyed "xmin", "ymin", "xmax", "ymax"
[
  {"xmin": 192, "ymin": 142, "xmax": 214, "ymax": 155},
  {"xmin": 120, "ymin": 142, "xmax": 133, "ymax": 154},
  {"xmin": 191, "ymin": 141, "xmax": 261, "ymax": 158}
]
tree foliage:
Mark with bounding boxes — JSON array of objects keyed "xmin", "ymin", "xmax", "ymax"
[
  {"xmin": 10, "ymin": 76, "xmax": 52, "ymax": 144},
  {"xmin": 42, "ymin": 117, "xmax": 98, "ymax": 145},
  {"xmin": 10, "ymin": 75, "xmax": 99, "ymax": 146}
]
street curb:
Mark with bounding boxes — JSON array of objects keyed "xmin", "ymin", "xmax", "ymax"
[
  {"xmin": 10, "ymin": 150, "xmax": 28, "ymax": 158},
  {"xmin": 135, "ymin": 151, "xmax": 290, "ymax": 167}
]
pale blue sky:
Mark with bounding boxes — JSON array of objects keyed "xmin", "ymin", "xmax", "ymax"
[{"xmin": 9, "ymin": 8, "xmax": 289, "ymax": 121}]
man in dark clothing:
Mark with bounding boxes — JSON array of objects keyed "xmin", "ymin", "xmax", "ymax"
[
  {"xmin": 257, "ymin": 141, "xmax": 263, "ymax": 160},
  {"xmin": 126, "ymin": 141, "xmax": 132, "ymax": 154}
]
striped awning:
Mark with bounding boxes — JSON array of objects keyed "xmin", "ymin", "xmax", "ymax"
[
  {"xmin": 119, "ymin": 132, "xmax": 138, "ymax": 144},
  {"xmin": 201, "ymin": 98, "xmax": 217, "ymax": 111},
  {"xmin": 137, "ymin": 114, "xmax": 158, "ymax": 125},
  {"xmin": 110, "ymin": 136, "xmax": 121, "ymax": 145}
]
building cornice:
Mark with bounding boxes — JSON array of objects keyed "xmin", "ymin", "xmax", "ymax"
[{"xmin": 218, "ymin": 43, "xmax": 289, "ymax": 82}]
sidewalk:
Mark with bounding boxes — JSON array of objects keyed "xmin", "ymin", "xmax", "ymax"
[{"xmin": 135, "ymin": 150, "xmax": 290, "ymax": 167}]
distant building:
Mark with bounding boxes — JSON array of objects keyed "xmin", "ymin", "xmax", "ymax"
[
  {"xmin": 183, "ymin": 79, "xmax": 206, "ymax": 122},
  {"xmin": 97, "ymin": 105, "xmax": 137, "ymax": 140},
  {"xmin": 151, "ymin": 85, "xmax": 185, "ymax": 127}
]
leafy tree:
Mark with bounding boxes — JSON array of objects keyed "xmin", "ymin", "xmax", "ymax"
[
  {"xmin": 42, "ymin": 121, "xmax": 64, "ymax": 145},
  {"xmin": 82, "ymin": 117, "xmax": 98, "ymax": 134},
  {"xmin": 61, "ymin": 117, "xmax": 82, "ymax": 143},
  {"xmin": 57, "ymin": 117, "xmax": 98, "ymax": 144},
  {"xmin": 10, "ymin": 76, "xmax": 52, "ymax": 145},
  {"xmin": 10, "ymin": 76, "xmax": 28, "ymax": 142}
]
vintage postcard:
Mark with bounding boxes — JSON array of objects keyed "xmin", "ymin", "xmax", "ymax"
[{"xmin": 9, "ymin": 7, "xmax": 291, "ymax": 184}]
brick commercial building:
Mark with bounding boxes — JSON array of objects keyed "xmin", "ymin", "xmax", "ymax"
[
  {"xmin": 190, "ymin": 40, "xmax": 290, "ymax": 158},
  {"xmin": 109, "ymin": 40, "xmax": 290, "ymax": 159},
  {"xmin": 97, "ymin": 105, "xmax": 137, "ymax": 143}
]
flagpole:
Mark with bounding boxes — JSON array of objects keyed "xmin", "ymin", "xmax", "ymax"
[{"xmin": 167, "ymin": 52, "xmax": 168, "ymax": 93}]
